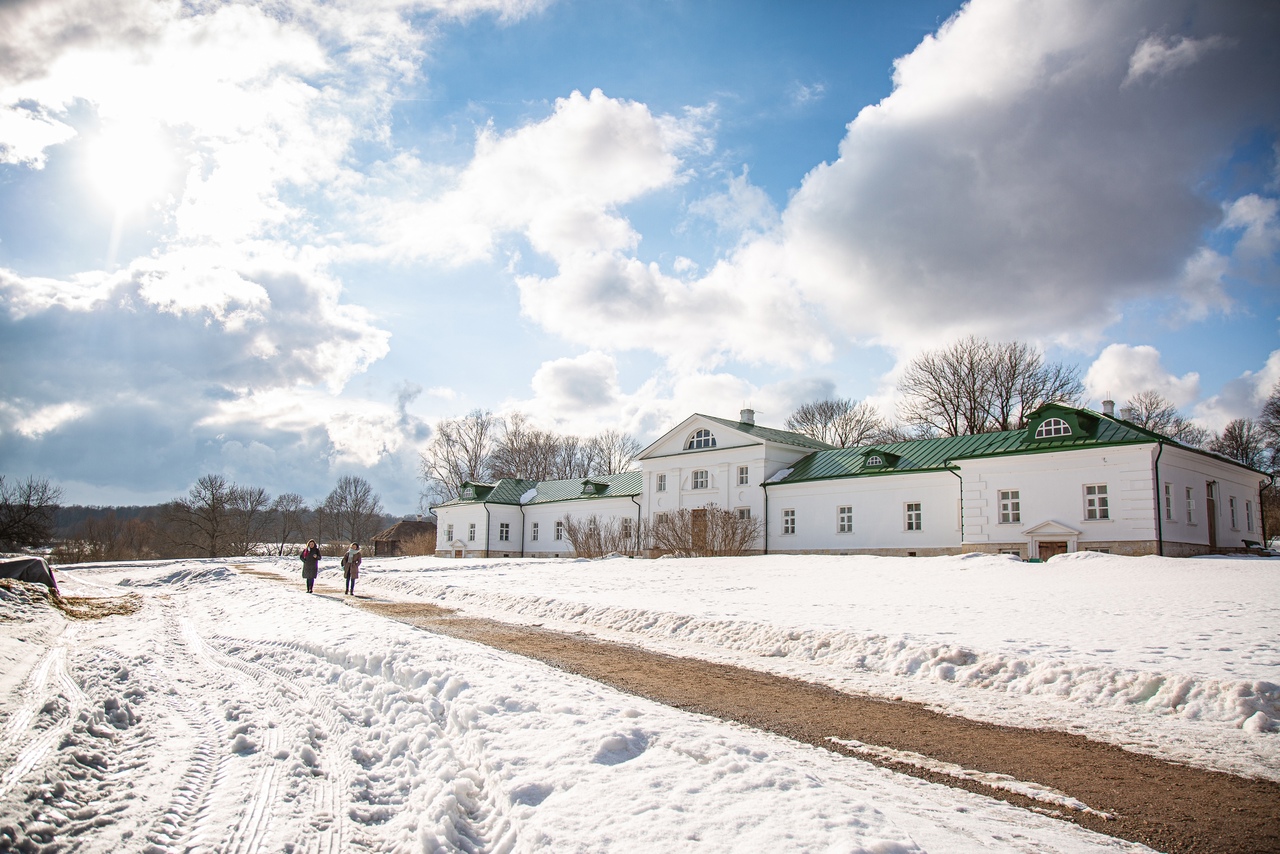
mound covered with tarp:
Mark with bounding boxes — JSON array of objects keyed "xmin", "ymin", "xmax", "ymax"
[{"xmin": 0, "ymin": 556, "xmax": 58, "ymax": 591}]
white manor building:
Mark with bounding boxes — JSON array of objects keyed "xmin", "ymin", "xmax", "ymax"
[{"xmin": 434, "ymin": 404, "xmax": 1270, "ymax": 560}]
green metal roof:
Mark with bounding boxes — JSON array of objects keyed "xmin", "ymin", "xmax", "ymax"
[
  {"xmin": 436, "ymin": 478, "xmax": 537, "ymax": 507},
  {"xmin": 436, "ymin": 472, "xmax": 642, "ymax": 507},
  {"xmin": 525, "ymin": 471, "xmax": 644, "ymax": 504},
  {"xmin": 778, "ymin": 408, "xmax": 1194, "ymax": 484},
  {"xmin": 698, "ymin": 414, "xmax": 837, "ymax": 451}
]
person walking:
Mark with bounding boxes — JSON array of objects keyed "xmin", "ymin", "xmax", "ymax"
[
  {"xmin": 299, "ymin": 539, "xmax": 322, "ymax": 593},
  {"xmin": 342, "ymin": 542, "xmax": 362, "ymax": 595}
]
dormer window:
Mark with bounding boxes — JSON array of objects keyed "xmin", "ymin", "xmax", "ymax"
[
  {"xmin": 463, "ymin": 486, "xmax": 475, "ymax": 499},
  {"xmin": 866, "ymin": 455, "xmax": 883, "ymax": 467},
  {"xmin": 687, "ymin": 429, "xmax": 717, "ymax": 449},
  {"xmin": 1034, "ymin": 418, "xmax": 1072, "ymax": 439}
]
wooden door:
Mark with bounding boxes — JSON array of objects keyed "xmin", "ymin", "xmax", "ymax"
[{"xmin": 1038, "ymin": 541, "xmax": 1068, "ymax": 560}]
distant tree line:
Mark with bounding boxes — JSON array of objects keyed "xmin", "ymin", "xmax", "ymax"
[
  {"xmin": 0, "ymin": 472, "xmax": 399, "ymax": 564},
  {"xmin": 418, "ymin": 410, "xmax": 642, "ymax": 504}
]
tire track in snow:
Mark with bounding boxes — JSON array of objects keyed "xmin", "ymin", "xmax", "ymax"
[
  {"xmin": 215, "ymin": 635, "xmax": 521, "ymax": 854},
  {"xmin": 0, "ymin": 626, "xmax": 85, "ymax": 802}
]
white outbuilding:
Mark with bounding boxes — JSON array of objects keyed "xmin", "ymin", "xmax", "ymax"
[{"xmin": 433, "ymin": 405, "xmax": 1270, "ymax": 559}]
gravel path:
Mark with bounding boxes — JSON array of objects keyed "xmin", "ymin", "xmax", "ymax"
[{"xmin": 358, "ymin": 597, "xmax": 1280, "ymax": 854}]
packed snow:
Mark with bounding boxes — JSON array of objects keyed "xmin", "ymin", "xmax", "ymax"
[{"xmin": 1, "ymin": 550, "xmax": 1274, "ymax": 852}]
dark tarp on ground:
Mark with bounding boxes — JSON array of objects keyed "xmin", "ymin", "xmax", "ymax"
[{"xmin": 0, "ymin": 557, "xmax": 58, "ymax": 591}]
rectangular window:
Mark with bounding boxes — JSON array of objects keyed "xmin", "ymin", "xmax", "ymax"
[
  {"xmin": 1246, "ymin": 500, "xmax": 1255, "ymax": 533},
  {"xmin": 1084, "ymin": 484, "xmax": 1109, "ymax": 520},
  {"xmin": 692, "ymin": 469, "xmax": 708, "ymax": 489},
  {"xmin": 999, "ymin": 490, "xmax": 1021, "ymax": 524},
  {"xmin": 781, "ymin": 508, "xmax": 796, "ymax": 535},
  {"xmin": 499, "ymin": 522, "xmax": 510, "ymax": 542},
  {"xmin": 621, "ymin": 518, "xmax": 633, "ymax": 540},
  {"xmin": 445, "ymin": 524, "xmax": 453, "ymax": 541},
  {"xmin": 738, "ymin": 465, "xmax": 750, "ymax": 486},
  {"xmin": 555, "ymin": 521, "xmax": 564, "ymax": 541},
  {"xmin": 1229, "ymin": 496, "xmax": 1238, "ymax": 529},
  {"xmin": 1186, "ymin": 487, "xmax": 1195, "ymax": 524},
  {"xmin": 657, "ymin": 473, "xmax": 667, "ymax": 492},
  {"xmin": 736, "ymin": 507, "xmax": 751, "ymax": 520},
  {"xmin": 531, "ymin": 522, "xmax": 540, "ymax": 541},
  {"xmin": 1164, "ymin": 483, "xmax": 1173, "ymax": 521},
  {"xmin": 837, "ymin": 505, "xmax": 853, "ymax": 533},
  {"xmin": 467, "ymin": 523, "xmax": 476, "ymax": 542},
  {"xmin": 905, "ymin": 502, "xmax": 922, "ymax": 531}
]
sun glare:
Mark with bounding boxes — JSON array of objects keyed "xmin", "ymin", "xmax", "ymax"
[{"xmin": 85, "ymin": 124, "xmax": 174, "ymax": 213}]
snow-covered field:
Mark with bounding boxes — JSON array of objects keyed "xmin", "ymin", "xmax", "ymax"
[{"xmin": 0, "ymin": 551, "xmax": 1274, "ymax": 852}]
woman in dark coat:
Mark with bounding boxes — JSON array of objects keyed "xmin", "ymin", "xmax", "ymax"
[
  {"xmin": 300, "ymin": 539, "xmax": 321, "ymax": 593},
  {"xmin": 342, "ymin": 542, "xmax": 361, "ymax": 595}
]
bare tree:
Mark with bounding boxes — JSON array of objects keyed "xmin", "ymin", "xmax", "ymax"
[
  {"xmin": 648, "ymin": 505, "xmax": 762, "ymax": 557},
  {"xmin": 1123, "ymin": 390, "xmax": 1209, "ymax": 447},
  {"xmin": 585, "ymin": 429, "xmax": 642, "ymax": 475},
  {"xmin": 270, "ymin": 493, "xmax": 309, "ymax": 556},
  {"xmin": 419, "ymin": 409, "xmax": 499, "ymax": 503},
  {"xmin": 561, "ymin": 513, "xmax": 641, "ymax": 558},
  {"xmin": 161, "ymin": 474, "xmax": 237, "ymax": 557},
  {"xmin": 986, "ymin": 341, "xmax": 1084, "ymax": 431},
  {"xmin": 785, "ymin": 398, "xmax": 891, "ymax": 447},
  {"xmin": 324, "ymin": 475, "xmax": 384, "ymax": 544},
  {"xmin": 228, "ymin": 485, "xmax": 273, "ymax": 556},
  {"xmin": 1258, "ymin": 381, "xmax": 1280, "ymax": 471},
  {"xmin": 1209, "ymin": 419, "xmax": 1268, "ymax": 469},
  {"xmin": 898, "ymin": 337, "xmax": 1082, "ymax": 437},
  {"xmin": 0, "ymin": 475, "xmax": 63, "ymax": 550},
  {"xmin": 898, "ymin": 336, "xmax": 993, "ymax": 436}
]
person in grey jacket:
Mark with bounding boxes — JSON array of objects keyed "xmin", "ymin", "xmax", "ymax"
[
  {"xmin": 342, "ymin": 542, "xmax": 362, "ymax": 595},
  {"xmin": 300, "ymin": 539, "xmax": 321, "ymax": 593}
]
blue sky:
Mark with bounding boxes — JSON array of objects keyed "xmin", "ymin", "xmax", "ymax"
[{"xmin": 0, "ymin": 0, "xmax": 1277, "ymax": 515}]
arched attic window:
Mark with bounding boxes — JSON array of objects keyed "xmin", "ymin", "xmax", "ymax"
[
  {"xmin": 1034, "ymin": 417, "xmax": 1072, "ymax": 439},
  {"xmin": 687, "ymin": 429, "xmax": 717, "ymax": 449},
  {"xmin": 866, "ymin": 455, "xmax": 883, "ymax": 467}
]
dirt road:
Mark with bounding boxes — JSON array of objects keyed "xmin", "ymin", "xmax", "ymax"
[{"xmin": 351, "ymin": 596, "xmax": 1279, "ymax": 854}]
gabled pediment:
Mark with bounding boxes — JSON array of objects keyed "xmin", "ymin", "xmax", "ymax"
[
  {"xmin": 637, "ymin": 414, "xmax": 762, "ymax": 459},
  {"xmin": 1021, "ymin": 519, "xmax": 1081, "ymax": 537}
]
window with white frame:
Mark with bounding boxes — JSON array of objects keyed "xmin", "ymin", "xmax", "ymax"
[
  {"xmin": 1229, "ymin": 496, "xmax": 1238, "ymax": 529},
  {"xmin": 621, "ymin": 518, "xmax": 633, "ymax": 540},
  {"xmin": 692, "ymin": 469, "xmax": 708, "ymax": 489},
  {"xmin": 531, "ymin": 522, "xmax": 540, "ymax": 541},
  {"xmin": 468, "ymin": 523, "xmax": 476, "ymax": 541},
  {"xmin": 687, "ymin": 429, "xmax": 717, "ymax": 449},
  {"xmin": 738, "ymin": 465, "xmax": 749, "ymax": 486},
  {"xmin": 656, "ymin": 473, "xmax": 667, "ymax": 492},
  {"xmin": 1164, "ymin": 482, "xmax": 1173, "ymax": 521},
  {"xmin": 499, "ymin": 522, "xmax": 510, "ymax": 541},
  {"xmin": 1035, "ymin": 418, "xmax": 1072, "ymax": 438},
  {"xmin": 1186, "ymin": 487, "xmax": 1195, "ymax": 524},
  {"xmin": 446, "ymin": 524, "xmax": 453, "ymax": 541},
  {"xmin": 837, "ymin": 505, "xmax": 853, "ymax": 533},
  {"xmin": 782, "ymin": 508, "xmax": 796, "ymax": 535},
  {"xmin": 905, "ymin": 502, "xmax": 922, "ymax": 531},
  {"xmin": 866, "ymin": 455, "xmax": 883, "ymax": 467},
  {"xmin": 999, "ymin": 490, "xmax": 1021, "ymax": 524},
  {"xmin": 1084, "ymin": 484, "xmax": 1109, "ymax": 520},
  {"xmin": 1246, "ymin": 500, "xmax": 1255, "ymax": 532},
  {"xmin": 554, "ymin": 521, "xmax": 564, "ymax": 541},
  {"xmin": 736, "ymin": 507, "xmax": 751, "ymax": 520}
]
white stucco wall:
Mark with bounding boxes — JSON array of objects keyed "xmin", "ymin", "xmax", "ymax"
[{"xmin": 765, "ymin": 471, "xmax": 960, "ymax": 554}]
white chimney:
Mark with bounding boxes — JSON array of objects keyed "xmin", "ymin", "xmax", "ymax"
[
  {"xmin": 1119, "ymin": 406, "xmax": 1134, "ymax": 421},
  {"xmin": 740, "ymin": 408, "xmax": 755, "ymax": 426},
  {"xmin": 1102, "ymin": 400, "xmax": 1115, "ymax": 417}
]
